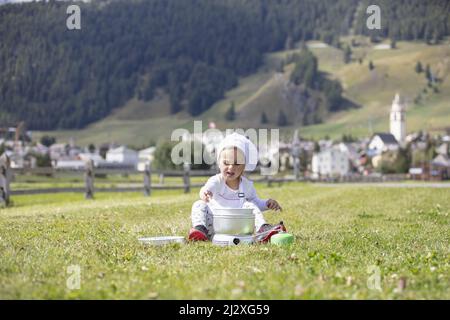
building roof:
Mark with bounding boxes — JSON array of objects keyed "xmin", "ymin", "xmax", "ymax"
[
  {"xmin": 373, "ymin": 133, "xmax": 398, "ymax": 145},
  {"xmin": 138, "ymin": 147, "xmax": 156, "ymax": 155},
  {"xmin": 432, "ymin": 154, "xmax": 450, "ymax": 167},
  {"xmin": 107, "ymin": 146, "xmax": 137, "ymax": 154},
  {"xmin": 436, "ymin": 143, "xmax": 448, "ymax": 155}
]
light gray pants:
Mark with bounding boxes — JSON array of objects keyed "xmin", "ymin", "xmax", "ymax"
[{"xmin": 191, "ymin": 200, "xmax": 267, "ymax": 238}]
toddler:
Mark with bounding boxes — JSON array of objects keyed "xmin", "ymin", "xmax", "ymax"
[{"xmin": 188, "ymin": 133, "xmax": 286, "ymax": 243}]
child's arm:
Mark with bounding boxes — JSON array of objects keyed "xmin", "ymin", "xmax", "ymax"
[
  {"xmin": 247, "ymin": 182, "xmax": 282, "ymax": 211},
  {"xmin": 199, "ymin": 175, "xmax": 220, "ymax": 202},
  {"xmin": 246, "ymin": 182, "xmax": 269, "ymax": 211},
  {"xmin": 266, "ymin": 199, "xmax": 282, "ymax": 211}
]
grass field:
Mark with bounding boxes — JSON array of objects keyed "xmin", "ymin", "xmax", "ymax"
[{"xmin": 0, "ymin": 183, "xmax": 448, "ymax": 299}]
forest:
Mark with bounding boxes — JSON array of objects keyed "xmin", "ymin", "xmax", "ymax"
[{"xmin": 0, "ymin": 0, "xmax": 448, "ymax": 130}]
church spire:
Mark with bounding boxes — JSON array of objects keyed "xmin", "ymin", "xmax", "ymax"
[{"xmin": 390, "ymin": 93, "xmax": 406, "ymax": 144}]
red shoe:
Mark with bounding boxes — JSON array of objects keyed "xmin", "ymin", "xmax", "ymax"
[
  {"xmin": 188, "ymin": 225, "xmax": 209, "ymax": 241},
  {"xmin": 255, "ymin": 221, "xmax": 287, "ymax": 243}
]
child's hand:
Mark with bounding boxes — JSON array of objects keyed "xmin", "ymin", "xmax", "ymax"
[
  {"xmin": 201, "ymin": 190, "xmax": 213, "ymax": 202},
  {"xmin": 266, "ymin": 199, "xmax": 282, "ymax": 211}
]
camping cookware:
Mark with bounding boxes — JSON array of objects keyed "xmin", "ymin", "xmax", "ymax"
[{"xmin": 211, "ymin": 207, "xmax": 255, "ymax": 235}]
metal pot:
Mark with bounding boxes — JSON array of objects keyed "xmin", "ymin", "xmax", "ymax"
[{"xmin": 212, "ymin": 208, "xmax": 255, "ymax": 235}]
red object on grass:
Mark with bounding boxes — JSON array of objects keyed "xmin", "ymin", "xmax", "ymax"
[
  {"xmin": 188, "ymin": 228, "xmax": 208, "ymax": 241},
  {"xmin": 256, "ymin": 222, "xmax": 287, "ymax": 243}
]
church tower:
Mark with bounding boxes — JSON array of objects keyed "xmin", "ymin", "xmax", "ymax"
[{"xmin": 390, "ymin": 93, "xmax": 406, "ymax": 144}]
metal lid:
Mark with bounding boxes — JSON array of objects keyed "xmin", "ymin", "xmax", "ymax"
[{"xmin": 138, "ymin": 236, "xmax": 185, "ymax": 246}]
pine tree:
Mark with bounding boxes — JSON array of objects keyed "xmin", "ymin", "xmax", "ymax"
[
  {"xmin": 313, "ymin": 141, "xmax": 320, "ymax": 153},
  {"xmin": 344, "ymin": 45, "xmax": 352, "ymax": 64},
  {"xmin": 261, "ymin": 112, "xmax": 269, "ymax": 124},
  {"xmin": 390, "ymin": 38, "xmax": 397, "ymax": 49},
  {"xmin": 415, "ymin": 61, "xmax": 423, "ymax": 73},
  {"xmin": 277, "ymin": 110, "xmax": 288, "ymax": 126},
  {"xmin": 425, "ymin": 64, "xmax": 432, "ymax": 82},
  {"xmin": 88, "ymin": 144, "xmax": 96, "ymax": 153},
  {"xmin": 225, "ymin": 102, "xmax": 236, "ymax": 121},
  {"xmin": 40, "ymin": 135, "xmax": 56, "ymax": 147}
]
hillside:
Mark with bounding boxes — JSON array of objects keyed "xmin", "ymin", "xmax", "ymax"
[
  {"xmin": 0, "ymin": 0, "xmax": 358, "ymax": 130},
  {"xmin": 34, "ymin": 39, "xmax": 450, "ymax": 145},
  {"xmin": 2, "ymin": 0, "xmax": 449, "ymax": 131},
  {"xmin": 300, "ymin": 38, "xmax": 450, "ymax": 139},
  {"xmin": 1, "ymin": 0, "xmax": 449, "ymax": 145}
]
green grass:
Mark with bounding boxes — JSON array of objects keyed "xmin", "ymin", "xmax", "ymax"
[{"xmin": 0, "ymin": 184, "xmax": 448, "ymax": 299}]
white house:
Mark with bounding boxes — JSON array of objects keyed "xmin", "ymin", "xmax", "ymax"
[
  {"xmin": 54, "ymin": 159, "xmax": 86, "ymax": 170},
  {"xmin": 338, "ymin": 142, "xmax": 359, "ymax": 164},
  {"xmin": 49, "ymin": 143, "xmax": 68, "ymax": 160},
  {"xmin": 431, "ymin": 154, "xmax": 450, "ymax": 166},
  {"xmin": 78, "ymin": 153, "xmax": 106, "ymax": 167},
  {"xmin": 367, "ymin": 93, "xmax": 406, "ymax": 157},
  {"xmin": 137, "ymin": 147, "xmax": 156, "ymax": 171},
  {"xmin": 9, "ymin": 153, "xmax": 24, "ymax": 169},
  {"xmin": 106, "ymin": 146, "xmax": 138, "ymax": 167},
  {"xmin": 431, "ymin": 154, "xmax": 450, "ymax": 180},
  {"xmin": 435, "ymin": 143, "xmax": 448, "ymax": 156},
  {"xmin": 311, "ymin": 147, "xmax": 350, "ymax": 178},
  {"xmin": 368, "ymin": 133, "xmax": 399, "ymax": 156}
]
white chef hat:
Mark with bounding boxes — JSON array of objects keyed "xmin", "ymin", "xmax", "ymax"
[{"xmin": 216, "ymin": 132, "xmax": 258, "ymax": 171}]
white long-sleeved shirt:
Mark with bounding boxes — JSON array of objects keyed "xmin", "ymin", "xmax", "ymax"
[{"xmin": 199, "ymin": 174, "xmax": 268, "ymax": 211}]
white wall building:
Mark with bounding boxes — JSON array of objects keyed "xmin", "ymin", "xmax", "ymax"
[
  {"xmin": 137, "ymin": 147, "xmax": 156, "ymax": 171},
  {"xmin": 368, "ymin": 133, "xmax": 399, "ymax": 156},
  {"xmin": 312, "ymin": 147, "xmax": 350, "ymax": 178},
  {"xmin": 78, "ymin": 153, "xmax": 106, "ymax": 167},
  {"xmin": 54, "ymin": 160, "xmax": 86, "ymax": 170},
  {"xmin": 106, "ymin": 146, "xmax": 138, "ymax": 167},
  {"xmin": 390, "ymin": 93, "xmax": 406, "ymax": 145}
]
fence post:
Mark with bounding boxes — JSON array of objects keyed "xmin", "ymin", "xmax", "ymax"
[
  {"xmin": 84, "ymin": 159, "xmax": 94, "ymax": 199},
  {"xmin": 293, "ymin": 156, "xmax": 300, "ymax": 181},
  {"xmin": 291, "ymin": 129, "xmax": 301, "ymax": 181},
  {"xmin": 183, "ymin": 162, "xmax": 190, "ymax": 194},
  {"xmin": 144, "ymin": 160, "xmax": 151, "ymax": 197},
  {"xmin": 266, "ymin": 175, "xmax": 272, "ymax": 187},
  {"xmin": 0, "ymin": 153, "xmax": 11, "ymax": 206}
]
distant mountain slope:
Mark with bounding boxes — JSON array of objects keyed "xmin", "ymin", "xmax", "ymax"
[
  {"xmin": 35, "ymin": 39, "xmax": 450, "ymax": 145},
  {"xmin": 301, "ymin": 39, "xmax": 450, "ymax": 139},
  {"xmin": 2, "ymin": 0, "xmax": 449, "ymax": 140},
  {"xmin": 0, "ymin": 0, "xmax": 358, "ymax": 130}
]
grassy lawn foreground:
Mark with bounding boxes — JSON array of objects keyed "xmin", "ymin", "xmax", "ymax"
[{"xmin": 0, "ymin": 184, "xmax": 448, "ymax": 299}]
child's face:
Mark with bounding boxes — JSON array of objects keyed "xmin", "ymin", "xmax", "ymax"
[{"xmin": 219, "ymin": 148, "xmax": 245, "ymax": 182}]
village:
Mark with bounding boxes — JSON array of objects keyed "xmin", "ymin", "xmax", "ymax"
[{"xmin": 1, "ymin": 94, "xmax": 449, "ymax": 181}]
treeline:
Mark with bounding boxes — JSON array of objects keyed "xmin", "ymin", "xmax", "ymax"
[
  {"xmin": 1, "ymin": 0, "xmax": 448, "ymax": 130},
  {"xmin": 355, "ymin": 0, "xmax": 450, "ymax": 43},
  {"xmin": 289, "ymin": 48, "xmax": 344, "ymax": 112},
  {"xmin": 0, "ymin": 0, "xmax": 357, "ymax": 129}
]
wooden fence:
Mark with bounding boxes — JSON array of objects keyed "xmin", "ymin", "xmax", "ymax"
[
  {"xmin": 0, "ymin": 154, "xmax": 220, "ymax": 205},
  {"xmin": 0, "ymin": 153, "xmax": 413, "ymax": 206}
]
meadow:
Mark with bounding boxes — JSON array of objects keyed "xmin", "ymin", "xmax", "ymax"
[{"xmin": 0, "ymin": 183, "xmax": 448, "ymax": 299}]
